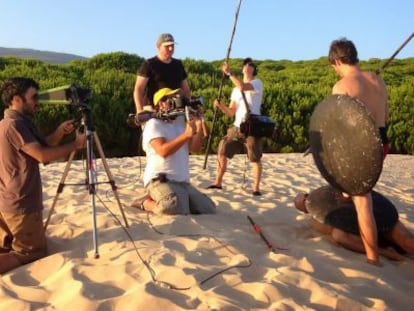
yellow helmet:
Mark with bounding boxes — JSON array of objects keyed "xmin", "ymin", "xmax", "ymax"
[{"xmin": 153, "ymin": 88, "xmax": 180, "ymax": 106}]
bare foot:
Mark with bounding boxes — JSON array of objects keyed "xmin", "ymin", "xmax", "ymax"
[{"xmin": 379, "ymin": 247, "xmax": 406, "ymax": 261}]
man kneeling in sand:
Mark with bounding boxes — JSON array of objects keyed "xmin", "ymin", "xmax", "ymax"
[
  {"xmin": 135, "ymin": 88, "xmax": 216, "ymax": 214},
  {"xmin": 294, "ymin": 185, "xmax": 414, "ymax": 262}
]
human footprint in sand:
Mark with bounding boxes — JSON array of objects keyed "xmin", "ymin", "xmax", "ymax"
[{"xmin": 294, "ymin": 185, "xmax": 414, "ymax": 263}]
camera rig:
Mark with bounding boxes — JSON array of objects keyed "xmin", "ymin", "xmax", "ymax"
[{"xmin": 127, "ymin": 95, "xmax": 204, "ymax": 127}]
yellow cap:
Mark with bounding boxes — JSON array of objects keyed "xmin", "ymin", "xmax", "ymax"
[{"xmin": 153, "ymin": 88, "xmax": 180, "ymax": 105}]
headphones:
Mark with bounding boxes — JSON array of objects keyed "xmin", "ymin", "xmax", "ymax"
[{"xmin": 252, "ymin": 66, "xmax": 258, "ymax": 76}]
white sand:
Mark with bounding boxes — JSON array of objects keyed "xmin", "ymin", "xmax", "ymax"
[{"xmin": 0, "ymin": 153, "xmax": 413, "ymax": 310}]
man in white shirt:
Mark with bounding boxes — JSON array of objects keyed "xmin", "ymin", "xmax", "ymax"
[
  {"xmin": 208, "ymin": 58, "xmax": 264, "ymax": 196},
  {"xmin": 140, "ymin": 88, "xmax": 216, "ymax": 214}
]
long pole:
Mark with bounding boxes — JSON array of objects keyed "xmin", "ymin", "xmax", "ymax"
[
  {"xmin": 376, "ymin": 32, "xmax": 414, "ymax": 75},
  {"xmin": 203, "ymin": 0, "xmax": 243, "ymax": 170}
]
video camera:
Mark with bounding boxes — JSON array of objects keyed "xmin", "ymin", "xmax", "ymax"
[
  {"xmin": 38, "ymin": 84, "xmax": 93, "ymax": 109},
  {"xmin": 127, "ymin": 95, "xmax": 204, "ymax": 127},
  {"xmin": 38, "ymin": 84, "xmax": 93, "ymax": 128},
  {"xmin": 165, "ymin": 94, "xmax": 203, "ymax": 112}
]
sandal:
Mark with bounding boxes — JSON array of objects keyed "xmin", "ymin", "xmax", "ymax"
[
  {"xmin": 207, "ymin": 184, "xmax": 222, "ymax": 189},
  {"xmin": 131, "ymin": 198, "xmax": 146, "ymax": 211}
]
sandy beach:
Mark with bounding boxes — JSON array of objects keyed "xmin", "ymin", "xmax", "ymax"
[{"xmin": 0, "ymin": 153, "xmax": 413, "ymax": 310}]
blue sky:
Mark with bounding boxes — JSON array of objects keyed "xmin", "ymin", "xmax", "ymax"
[{"xmin": 1, "ymin": 0, "xmax": 413, "ymax": 61}]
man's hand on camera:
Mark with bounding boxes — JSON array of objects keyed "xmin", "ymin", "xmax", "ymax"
[
  {"xmin": 184, "ymin": 120, "xmax": 197, "ymax": 138},
  {"xmin": 58, "ymin": 119, "xmax": 76, "ymax": 136}
]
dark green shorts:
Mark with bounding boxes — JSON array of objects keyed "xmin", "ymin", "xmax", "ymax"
[{"xmin": 218, "ymin": 127, "xmax": 262, "ymax": 162}]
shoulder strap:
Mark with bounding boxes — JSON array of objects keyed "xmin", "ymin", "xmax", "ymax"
[{"xmin": 241, "ymin": 90, "xmax": 251, "ymax": 118}]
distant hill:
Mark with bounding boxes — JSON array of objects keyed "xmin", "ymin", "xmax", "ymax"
[{"xmin": 0, "ymin": 47, "xmax": 88, "ymax": 64}]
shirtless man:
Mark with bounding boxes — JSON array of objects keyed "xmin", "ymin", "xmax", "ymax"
[
  {"xmin": 294, "ymin": 186, "xmax": 414, "ymax": 261},
  {"xmin": 328, "ymin": 38, "xmax": 389, "ymax": 265}
]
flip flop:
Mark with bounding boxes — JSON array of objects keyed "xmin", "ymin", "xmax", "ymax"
[{"xmin": 207, "ymin": 185, "xmax": 222, "ymax": 189}]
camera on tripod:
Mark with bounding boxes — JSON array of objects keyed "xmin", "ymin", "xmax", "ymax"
[
  {"xmin": 38, "ymin": 84, "xmax": 92, "ymax": 110},
  {"xmin": 127, "ymin": 95, "xmax": 204, "ymax": 127},
  {"xmin": 38, "ymin": 84, "xmax": 93, "ymax": 128}
]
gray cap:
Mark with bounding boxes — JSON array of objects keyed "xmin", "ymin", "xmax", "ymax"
[{"xmin": 157, "ymin": 33, "xmax": 175, "ymax": 46}]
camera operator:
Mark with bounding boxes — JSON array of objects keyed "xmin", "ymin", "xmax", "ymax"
[
  {"xmin": 208, "ymin": 58, "xmax": 264, "ymax": 196},
  {"xmin": 133, "ymin": 33, "xmax": 191, "ymax": 113},
  {"xmin": 0, "ymin": 77, "xmax": 85, "ymax": 274},
  {"xmin": 136, "ymin": 87, "xmax": 216, "ymax": 214}
]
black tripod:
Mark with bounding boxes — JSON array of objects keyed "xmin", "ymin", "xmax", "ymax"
[{"xmin": 44, "ymin": 104, "xmax": 129, "ymax": 258}]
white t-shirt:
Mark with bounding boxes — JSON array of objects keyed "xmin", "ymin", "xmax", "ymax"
[
  {"xmin": 142, "ymin": 115, "xmax": 190, "ymax": 187},
  {"xmin": 231, "ymin": 78, "xmax": 263, "ymax": 127}
]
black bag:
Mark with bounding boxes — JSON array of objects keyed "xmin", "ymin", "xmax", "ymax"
[
  {"xmin": 240, "ymin": 91, "xmax": 276, "ymax": 138},
  {"xmin": 240, "ymin": 114, "xmax": 276, "ymax": 138}
]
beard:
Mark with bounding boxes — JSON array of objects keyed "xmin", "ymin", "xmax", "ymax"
[{"xmin": 22, "ymin": 100, "xmax": 37, "ymax": 117}]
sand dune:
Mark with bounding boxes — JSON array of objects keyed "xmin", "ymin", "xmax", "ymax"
[{"xmin": 0, "ymin": 153, "xmax": 413, "ymax": 310}]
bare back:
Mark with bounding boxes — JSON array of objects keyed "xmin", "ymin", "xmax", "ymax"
[{"xmin": 333, "ymin": 70, "xmax": 388, "ymax": 127}]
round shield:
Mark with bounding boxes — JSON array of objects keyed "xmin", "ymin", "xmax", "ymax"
[{"xmin": 309, "ymin": 94, "xmax": 383, "ymax": 195}]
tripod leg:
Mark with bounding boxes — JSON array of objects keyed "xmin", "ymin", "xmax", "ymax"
[
  {"xmin": 93, "ymin": 132, "xmax": 129, "ymax": 228},
  {"xmin": 90, "ymin": 178, "xmax": 99, "ymax": 259},
  {"xmin": 44, "ymin": 151, "xmax": 76, "ymax": 231},
  {"xmin": 85, "ymin": 129, "xmax": 100, "ymax": 259}
]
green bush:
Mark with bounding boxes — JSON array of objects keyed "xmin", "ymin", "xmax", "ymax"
[{"xmin": 1, "ymin": 54, "xmax": 413, "ymax": 156}]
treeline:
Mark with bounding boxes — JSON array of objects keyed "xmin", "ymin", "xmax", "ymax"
[{"xmin": 1, "ymin": 53, "xmax": 413, "ymax": 156}]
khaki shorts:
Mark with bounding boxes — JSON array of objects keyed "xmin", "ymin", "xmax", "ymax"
[
  {"xmin": 147, "ymin": 180, "xmax": 216, "ymax": 215},
  {"xmin": 0, "ymin": 210, "xmax": 47, "ymax": 264},
  {"xmin": 218, "ymin": 127, "xmax": 263, "ymax": 162}
]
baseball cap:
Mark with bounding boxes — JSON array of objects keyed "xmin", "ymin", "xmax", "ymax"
[
  {"xmin": 157, "ymin": 33, "xmax": 175, "ymax": 47},
  {"xmin": 153, "ymin": 88, "xmax": 180, "ymax": 105},
  {"xmin": 243, "ymin": 57, "xmax": 258, "ymax": 75},
  {"xmin": 243, "ymin": 57, "xmax": 256, "ymax": 67}
]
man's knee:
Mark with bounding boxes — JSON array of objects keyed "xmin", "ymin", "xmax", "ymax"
[
  {"xmin": 218, "ymin": 137, "xmax": 240, "ymax": 159},
  {"xmin": 7, "ymin": 210, "xmax": 47, "ymax": 265},
  {"xmin": 12, "ymin": 247, "xmax": 48, "ymax": 265},
  {"xmin": 247, "ymin": 149, "xmax": 262, "ymax": 162}
]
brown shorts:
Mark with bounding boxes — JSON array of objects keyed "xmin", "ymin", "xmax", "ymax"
[
  {"xmin": 0, "ymin": 210, "xmax": 47, "ymax": 264},
  {"xmin": 218, "ymin": 127, "xmax": 262, "ymax": 162}
]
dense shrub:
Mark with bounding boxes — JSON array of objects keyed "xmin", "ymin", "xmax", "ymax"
[{"xmin": 1, "ymin": 54, "xmax": 413, "ymax": 156}]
